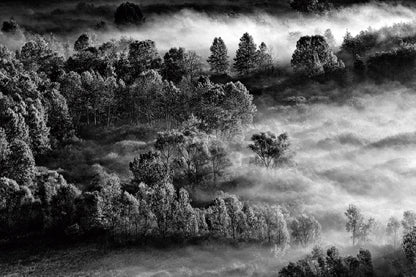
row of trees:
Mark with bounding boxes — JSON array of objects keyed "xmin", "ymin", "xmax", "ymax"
[
  {"xmin": 279, "ymin": 246, "xmax": 374, "ymax": 277},
  {"xmin": 0, "ymin": 157, "xmax": 322, "ymax": 248}
]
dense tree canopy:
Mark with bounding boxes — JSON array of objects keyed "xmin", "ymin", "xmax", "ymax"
[{"xmin": 291, "ymin": 35, "xmax": 345, "ymax": 77}]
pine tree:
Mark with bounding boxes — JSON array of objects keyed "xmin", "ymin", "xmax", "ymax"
[
  {"xmin": 256, "ymin": 42, "xmax": 273, "ymax": 71},
  {"xmin": 207, "ymin": 37, "xmax": 229, "ymax": 74},
  {"xmin": 233, "ymin": 33, "xmax": 257, "ymax": 75}
]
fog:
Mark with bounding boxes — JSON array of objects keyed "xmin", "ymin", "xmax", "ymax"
[
  {"xmin": 2, "ymin": 1, "xmax": 416, "ymax": 275},
  {"xmin": 228, "ymin": 83, "xmax": 416, "ymax": 246},
  {"xmin": 2, "ymin": 2, "xmax": 416, "ymax": 63}
]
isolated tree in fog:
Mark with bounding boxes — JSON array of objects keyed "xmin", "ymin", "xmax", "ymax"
[
  {"xmin": 208, "ymin": 37, "xmax": 229, "ymax": 74},
  {"xmin": 248, "ymin": 132, "xmax": 290, "ymax": 168},
  {"xmin": 402, "ymin": 210, "xmax": 416, "ymax": 235},
  {"xmin": 291, "ymin": 35, "xmax": 344, "ymax": 77},
  {"xmin": 256, "ymin": 42, "xmax": 273, "ymax": 71},
  {"xmin": 234, "ymin": 33, "xmax": 257, "ymax": 75},
  {"xmin": 403, "ymin": 227, "xmax": 416, "ymax": 263},
  {"xmin": 386, "ymin": 216, "xmax": 400, "ymax": 248},
  {"xmin": 74, "ymin": 34, "xmax": 90, "ymax": 52},
  {"xmin": 345, "ymin": 204, "xmax": 363, "ymax": 246}
]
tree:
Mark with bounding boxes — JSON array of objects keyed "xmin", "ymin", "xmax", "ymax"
[
  {"xmin": 290, "ymin": 0, "xmax": 331, "ymax": 13},
  {"xmin": 183, "ymin": 51, "xmax": 203, "ymax": 79},
  {"xmin": 260, "ymin": 205, "xmax": 290, "ymax": 246},
  {"xmin": 403, "ymin": 227, "xmax": 416, "ymax": 264},
  {"xmin": 291, "ymin": 35, "xmax": 344, "ymax": 77},
  {"xmin": 223, "ymin": 194, "xmax": 246, "ymax": 240},
  {"xmin": 1, "ymin": 18, "xmax": 19, "ymax": 33},
  {"xmin": 50, "ymin": 183, "xmax": 81, "ymax": 232},
  {"xmin": 162, "ymin": 47, "xmax": 187, "ymax": 83},
  {"xmin": 114, "ymin": 2, "xmax": 144, "ymax": 25},
  {"xmin": 290, "ymin": 214, "xmax": 321, "ymax": 246},
  {"xmin": 26, "ymin": 102, "xmax": 50, "ymax": 156},
  {"xmin": 154, "ymin": 130, "xmax": 185, "ymax": 175},
  {"xmin": 129, "ymin": 151, "xmax": 167, "ymax": 190},
  {"xmin": 324, "ymin": 29, "xmax": 336, "ymax": 48},
  {"xmin": 345, "ymin": 204, "xmax": 363, "ymax": 246},
  {"xmin": 256, "ymin": 42, "xmax": 273, "ymax": 71},
  {"xmin": 128, "ymin": 40, "xmax": 162, "ymax": 80},
  {"xmin": 345, "ymin": 204, "xmax": 375, "ymax": 245},
  {"xmin": 0, "ymin": 128, "xmax": 10, "ymax": 177},
  {"xmin": 7, "ymin": 139, "xmax": 35, "ymax": 186},
  {"xmin": 207, "ymin": 37, "xmax": 229, "ymax": 74},
  {"xmin": 234, "ymin": 33, "xmax": 257, "ymax": 75},
  {"xmin": 402, "ymin": 210, "xmax": 416, "ymax": 235},
  {"xmin": 74, "ymin": 34, "xmax": 90, "ymax": 52},
  {"xmin": 386, "ymin": 216, "xmax": 400, "ymax": 248},
  {"xmin": 208, "ymin": 139, "xmax": 231, "ymax": 187},
  {"xmin": 174, "ymin": 188, "xmax": 198, "ymax": 238},
  {"xmin": 248, "ymin": 132, "xmax": 290, "ymax": 168}
]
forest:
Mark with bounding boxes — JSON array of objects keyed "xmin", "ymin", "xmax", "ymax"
[{"xmin": 2, "ymin": 0, "xmax": 416, "ymax": 276}]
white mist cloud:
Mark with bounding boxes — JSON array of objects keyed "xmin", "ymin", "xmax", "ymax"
[
  {"xmin": 234, "ymin": 84, "xmax": 416, "ymax": 245},
  {"xmin": 99, "ymin": 3, "xmax": 416, "ymax": 63}
]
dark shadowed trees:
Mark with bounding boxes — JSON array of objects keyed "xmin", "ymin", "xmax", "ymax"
[
  {"xmin": 403, "ymin": 227, "xmax": 416, "ymax": 264},
  {"xmin": 74, "ymin": 34, "xmax": 91, "ymax": 52},
  {"xmin": 114, "ymin": 2, "xmax": 144, "ymax": 25},
  {"xmin": 291, "ymin": 35, "xmax": 344, "ymax": 77}
]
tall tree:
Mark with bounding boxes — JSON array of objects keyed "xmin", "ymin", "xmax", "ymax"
[
  {"xmin": 207, "ymin": 37, "xmax": 229, "ymax": 74},
  {"xmin": 234, "ymin": 33, "xmax": 257, "ymax": 75},
  {"xmin": 386, "ymin": 216, "xmax": 400, "ymax": 248}
]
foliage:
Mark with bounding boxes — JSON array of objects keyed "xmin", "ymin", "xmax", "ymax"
[
  {"xmin": 248, "ymin": 132, "xmax": 290, "ymax": 168},
  {"xmin": 345, "ymin": 204, "xmax": 375, "ymax": 245},
  {"xmin": 290, "ymin": 214, "xmax": 321, "ymax": 246},
  {"xmin": 279, "ymin": 246, "xmax": 374, "ymax": 277},
  {"xmin": 291, "ymin": 35, "xmax": 344, "ymax": 77},
  {"xmin": 403, "ymin": 227, "xmax": 416, "ymax": 264},
  {"xmin": 114, "ymin": 2, "xmax": 144, "ymax": 25},
  {"xmin": 208, "ymin": 37, "xmax": 229, "ymax": 74},
  {"xmin": 290, "ymin": 0, "xmax": 332, "ymax": 13},
  {"xmin": 74, "ymin": 34, "xmax": 91, "ymax": 52},
  {"xmin": 234, "ymin": 33, "xmax": 257, "ymax": 75}
]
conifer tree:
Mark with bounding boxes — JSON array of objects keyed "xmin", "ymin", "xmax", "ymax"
[
  {"xmin": 234, "ymin": 33, "xmax": 257, "ymax": 75},
  {"xmin": 256, "ymin": 42, "xmax": 273, "ymax": 71},
  {"xmin": 207, "ymin": 37, "xmax": 229, "ymax": 74}
]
